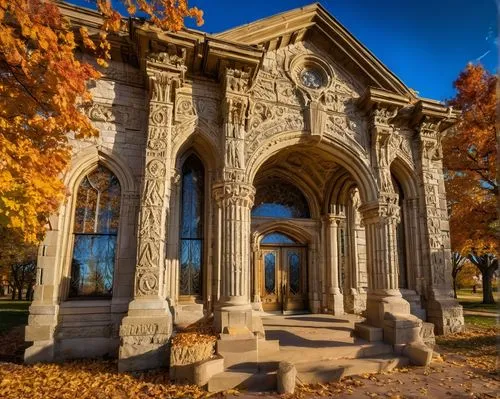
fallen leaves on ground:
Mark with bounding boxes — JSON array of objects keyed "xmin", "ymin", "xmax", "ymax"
[
  {"xmin": 172, "ymin": 332, "xmax": 217, "ymax": 348},
  {"xmin": 436, "ymin": 324, "xmax": 499, "ymax": 373},
  {"xmin": 0, "ymin": 360, "xmax": 210, "ymax": 399}
]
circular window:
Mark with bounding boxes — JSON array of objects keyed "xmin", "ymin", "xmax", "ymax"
[{"xmin": 300, "ymin": 69, "xmax": 323, "ymax": 89}]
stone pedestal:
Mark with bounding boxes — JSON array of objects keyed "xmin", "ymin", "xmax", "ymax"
[
  {"xmin": 383, "ymin": 313, "xmax": 422, "ymax": 345},
  {"xmin": 366, "ymin": 291, "xmax": 411, "ymax": 328},
  {"xmin": 214, "ymin": 304, "xmax": 253, "ymax": 333},
  {"xmin": 426, "ymin": 294, "xmax": 464, "ymax": 335},
  {"xmin": 118, "ymin": 299, "xmax": 172, "ymax": 372}
]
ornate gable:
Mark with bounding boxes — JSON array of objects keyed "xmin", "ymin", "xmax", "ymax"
[{"xmin": 216, "ymin": 3, "xmax": 414, "ymax": 98}]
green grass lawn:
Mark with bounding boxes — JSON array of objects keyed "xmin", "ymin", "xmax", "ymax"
[
  {"xmin": 0, "ymin": 300, "xmax": 30, "ymax": 335},
  {"xmin": 456, "ymin": 289, "xmax": 499, "ymax": 314}
]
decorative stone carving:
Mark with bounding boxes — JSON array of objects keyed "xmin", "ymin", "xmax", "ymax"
[
  {"xmin": 223, "ymin": 68, "xmax": 251, "ymax": 94},
  {"xmin": 83, "ymin": 102, "xmax": 147, "ymax": 131},
  {"xmin": 213, "ymin": 182, "xmax": 255, "ymax": 208}
]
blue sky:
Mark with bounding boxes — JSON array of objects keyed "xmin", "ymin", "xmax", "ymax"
[{"xmin": 70, "ymin": 0, "xmax": 497, "ymax": 101}]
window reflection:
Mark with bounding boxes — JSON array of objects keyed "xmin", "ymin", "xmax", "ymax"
[
  {"xmin": 70, "ymin": 165, "xmax": 121, "ymax": 297},
  {"xmin": 288, "ymin": 252, "xmax": 300, "ymax": 294},
  {"xmin": 180, "ymin": 154, "xmax": 204, "ymax": 296},
  {"xmin": 252, "ymin": 180, "xmax": 310, "ymax": 218},
  {"xmin": 264, "ymin": 252, "xmax": 276, "ymax": 294}
]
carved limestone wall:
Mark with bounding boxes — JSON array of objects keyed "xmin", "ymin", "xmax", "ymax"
[{"xmin": 246, "ymin": 41, "xmax": 368, "ymax": 160}]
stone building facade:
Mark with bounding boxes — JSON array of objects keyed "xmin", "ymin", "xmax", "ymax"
[{"xmin": 25, "ymin": 2, "xmax": 464, "ymax": 370}]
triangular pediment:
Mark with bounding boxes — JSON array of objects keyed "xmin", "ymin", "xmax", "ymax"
[{"xmin": 216, "ymin": 3, "xmax": 414, "ymax": 97}]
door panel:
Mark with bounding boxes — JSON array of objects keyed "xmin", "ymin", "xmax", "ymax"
[
  {"xmin": 282, "ymin": 247, "xmax": 307, "ymax": 311},
  {"xmin": 261, "ymin": 249, "xmax": 281, "ymax": 311},
  {"xmin": 260, "ymin": 246, "xmax": 307, "ymax": 312}
]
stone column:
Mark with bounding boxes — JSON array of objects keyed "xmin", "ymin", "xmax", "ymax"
[
  {"xmin": 361, "ymin": 198, "xmax": 411, "ymax": 327},
  {"xmin": 251, "ymin": 243, "xmax": 263, "ymax": 311},
  {"xmin": 324, "ymin": 213, "xmax": 344, "ymax": 315},
  {"xmin": 212, "ymin": 67, "xmax": 256, "ymax": 332},
  {"xmin": 119, "ymin": 52, "xmax": 186, "ymax": 371},
  {"xmin": 415, "ymin": 112, "xmax": 464, "ymax": 334},
  {"xmin": 213, "ymin": 182, "xmax": 255, "ymax": 332}
]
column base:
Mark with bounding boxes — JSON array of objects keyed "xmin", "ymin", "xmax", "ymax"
[
  {"xmin": 214, "ymin": 303, "xmax": 253, "ymax": 333},
  {"xmin": 118, "ymin": 298, "xmax": 173, "ymax": 372},
  {"xmin": 383, "ymin": 313, "xmax": 422, "ymax": 345},
  {"xmin": 426, "ymin": 292, "xmax": 464, "ymax": 335},
  {"xmin": 327, "ymin": 291, "xmax": 344, "ymax": 316},
  {"xmin": 365, "ymin": 291, "xmax": 410, "ymax": 327},
  {"xmin": 24, "ymin": 303, "xmax": 59, "ymax": 363}
]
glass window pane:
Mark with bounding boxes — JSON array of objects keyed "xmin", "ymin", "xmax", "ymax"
[
  {"xmin": 179, "ymin": 154, "xmax": 204, "ymax": 296},
  {"xmin": 261, "ymin": 232, "xmax": 297, "ymax": 245},
  {"xmin": 181, "ymin": 155, "xmax": 204, "ymax": 239},
  {"xmin": 70, "ymin": 165, "xmax": 120, "ymax": 297},
  {"xmin": 288, "ymin": 252, "xmax": 301, "ymax": 295},
  {"xmin": 180, "ymin": 239, "xmax": 202, "ymax": 296},
  {"xmin": 264, "ymin": 252, "xmax": 276, "ymax": 294},
  {"xmin": 70, "ymin": 234, "xmax": 116, "ymax": 297},
  {"xmin": 252, "ymin": 180, "xmax": 310, "ymax": 218},
  {"xmin": 73, "ymin": 166, "xmax": 121, "ymax": 234}
]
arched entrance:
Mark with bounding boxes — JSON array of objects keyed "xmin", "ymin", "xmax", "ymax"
[{"xmin": 258, "ymin": 232, "xmax": 308, "ymax": 312}]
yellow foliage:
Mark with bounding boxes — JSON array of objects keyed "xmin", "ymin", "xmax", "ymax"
[
  {"xmin": 443, "ymin": 64, "xmax": 498, "ymax": 256},
  {"xmin": 0, "ymin": 0, "xmax": 203, "ymax": 251}
]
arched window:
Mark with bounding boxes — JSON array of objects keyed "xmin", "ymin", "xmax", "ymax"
[
  {"xmin": 70, "ymin": 165, "xmax": 121, "ymax": 297},
  {"xmin": 179, "ymin": 154, "xmax": 204, "ymax": 297},
  {"xmin": 252, "ymin": 180, "xmax": 310, "ymax": 218},
  {"xmin": 261, "ymin": 232, "xmax": 297, "ymax": 245}
]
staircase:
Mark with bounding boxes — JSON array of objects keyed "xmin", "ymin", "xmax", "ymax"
[{"xmin": 206, "ymin": 313, "xmax": 410, "ymax": 392}]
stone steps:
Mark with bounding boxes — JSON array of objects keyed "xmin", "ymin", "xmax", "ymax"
[
  {"xmin": 261, "ymin": 341, "xmax": 394, "ymax": 365},
  {"xmin": 295, "ymin": 355, "xmax": 410, "ymax": 385},
  {"xmin": 207, "ymin": 368, "xmax": 277, "ymax": 393},
  {"xmin": 207, "ymin": 354, "xmax": 409, "ymax": 392}
]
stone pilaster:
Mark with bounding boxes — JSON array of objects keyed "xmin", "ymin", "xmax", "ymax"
[
  {"xmin": 414, "ymin": 109, "xmax": 464, "ymax": 334},
  {"xmin": 118, "ymin": 51, "xmax": 186, "ymax": 371},
  {"xmin": 324, "ymin": 212, "xmax": 344, "ymax": 315},
  {"xmin": 24, "ymin": 218, "xmax": 60, "ymax": 363},
  {"xmin": 213, "ymin": 182, "xmax": 255, "ymax": 332}
]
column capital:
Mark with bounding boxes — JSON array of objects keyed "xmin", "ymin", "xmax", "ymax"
[
  {"xmin": 213, "ymin": 181, "xmax": 256, "ymax": 209},
  {"xmin": 359, "ymin": 194, "xmax": 400, "ymax": 225},
  {"xmin": 323, "ymin": 212, "xmax": 344, "ymax": 225}
]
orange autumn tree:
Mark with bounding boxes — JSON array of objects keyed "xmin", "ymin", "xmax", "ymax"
[
  {"xmin": 0, "ymin": 1, "xmax": 202, "ymax": 259},
  {"xmin": 443, "ymin": 63, "xmax": 498, "ymax": 304}
]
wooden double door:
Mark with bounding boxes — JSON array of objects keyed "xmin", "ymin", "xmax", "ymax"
[{"xmin": 260, "ymin": 246, "xmax": 307, "ymax": 312}]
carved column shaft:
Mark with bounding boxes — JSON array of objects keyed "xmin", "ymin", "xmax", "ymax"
[
  {"xmin": 213, "ymin": 182, "xmax": 255, "ymax": 305},
  {"xmin": 324, "ymin": 213, "xmax": 344, "ymax": 315},
  {"xmin": 361, "ymin": 199, "xmax": 401, "ymax": 292},
  {"xmin": 360, "ymin": 199, "xmax": 410, "ymax": 327},
  {"xmin": 134, "ymin": 71, "xmax": 176, "ymax": 300}
]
